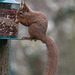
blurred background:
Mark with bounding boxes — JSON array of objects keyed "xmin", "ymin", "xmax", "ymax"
[{"xmin": 11, "ymin": 0, "xmax": 75, "ymax": 75}]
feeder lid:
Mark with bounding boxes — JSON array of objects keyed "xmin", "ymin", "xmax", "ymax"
[{"xmin": 0, "ymin": 0, "xmax": 20, "ymax": 4}]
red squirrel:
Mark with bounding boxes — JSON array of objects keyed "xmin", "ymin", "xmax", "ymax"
[{"xmin": 15, "ymin": 2, "xmax": 58, "ymax": 75}]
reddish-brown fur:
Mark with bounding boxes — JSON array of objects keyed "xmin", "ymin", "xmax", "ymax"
[{"xmin": 15, "ymin": 3, "xmax": 58, "ymax": 75}]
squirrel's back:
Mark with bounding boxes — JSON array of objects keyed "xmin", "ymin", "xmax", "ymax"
[{"xmin": 30, "ymin": 11, "xmax": 48, "ymax": 27}]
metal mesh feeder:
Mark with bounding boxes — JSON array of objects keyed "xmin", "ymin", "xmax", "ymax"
[{"xmin": 0, "ymin": 0, "xmax": 20, "ymax": 39}]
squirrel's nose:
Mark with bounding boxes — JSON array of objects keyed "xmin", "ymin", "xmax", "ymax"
[{"xmin": 15, "ymin": 19, "xmax": 19, "ymax": 23}]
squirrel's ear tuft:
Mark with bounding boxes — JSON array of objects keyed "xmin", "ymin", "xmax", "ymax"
[
  {"xmin": 23, "ymin": 0, "xmax": 27, "ymax": 7},
  {"xmin": 20, "ymin": 0, "xmax": 26, "ymax": 6},
  {"xmin": 21, "ymin": 0, "xmax": 23, "ymax": 6}
]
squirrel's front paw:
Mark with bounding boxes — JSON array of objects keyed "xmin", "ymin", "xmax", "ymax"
[
  {"xmin": 21, "ymin": 37, "xmax": 31, "ymax": 39},
  {"xmin": 21, "ymin": 37, "xmax": 27, "ymax": 39}
]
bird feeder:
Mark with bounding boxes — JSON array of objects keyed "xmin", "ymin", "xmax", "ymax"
[{"xmin": 0, "ymin": 0, "xmax": 20, "ymax": 39}]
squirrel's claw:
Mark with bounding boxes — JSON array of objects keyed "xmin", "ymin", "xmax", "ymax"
[
  {"xmin": 21, "ymin": 37, "xmax": 38, "ymax": 41},
  {"xmin": 34, "ymin": 39, "xmax": 37, "ymax": 41}
]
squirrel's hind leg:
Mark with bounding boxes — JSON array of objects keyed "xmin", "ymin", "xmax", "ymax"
[{"xmin": 28, "ymin": 23, "xmax": 47, "ymax": 41}]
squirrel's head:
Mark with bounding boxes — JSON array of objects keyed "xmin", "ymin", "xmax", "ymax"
[{"xmin": 15, "ymin": 1, "xmax": 30, "ymax": 23}]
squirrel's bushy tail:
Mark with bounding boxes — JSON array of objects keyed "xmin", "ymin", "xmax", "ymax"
[{"xmin": 41, "ymin": 36, "xmax": 58, "ymax": 75}]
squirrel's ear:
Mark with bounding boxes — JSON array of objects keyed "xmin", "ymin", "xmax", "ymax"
[
  {"xmin": 23, "ymin": 4, "xmax": 29, "ymax": 12},
  {"xmin": 20, "ymin": 0, "xmax": 23, "ymax": 6},
  {"xmin": 23, "ymin": 2, "xmax": 27, "ymax": 7}
]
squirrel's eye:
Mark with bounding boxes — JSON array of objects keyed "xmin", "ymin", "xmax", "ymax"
[{"xmin": 19, "ymin": 11, "xmax": 23, "ymax": 15}]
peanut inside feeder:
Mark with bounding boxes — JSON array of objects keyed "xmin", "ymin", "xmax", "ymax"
[{"xmin": 0, "ymin": 17, "xmax": 18, "ymax": 36}]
